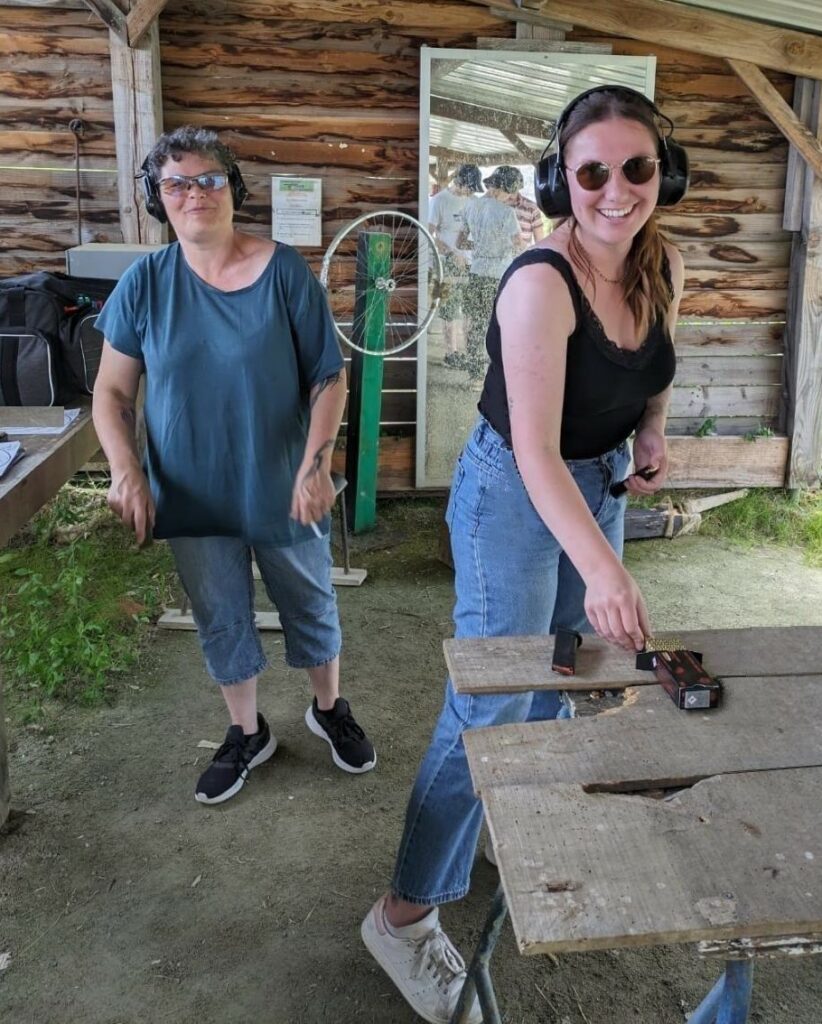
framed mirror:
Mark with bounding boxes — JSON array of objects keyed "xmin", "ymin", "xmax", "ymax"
[{"xmin": 415, "ymin": 48, "xmax": 657, "ymax": 488}]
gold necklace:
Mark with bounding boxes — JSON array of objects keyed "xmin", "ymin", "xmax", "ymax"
[{"xmin": 579, "ymin": 242, "xmax": 623, "ymax": 285}]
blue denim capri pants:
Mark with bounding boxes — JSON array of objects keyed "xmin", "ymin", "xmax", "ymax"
[
  {"xmin": 391, "ymin": 415, "xmax": 631, "ymax": 905},
  {"xmin": 168, "ymin": 534, "xmax": 341, "ymax": 685}
]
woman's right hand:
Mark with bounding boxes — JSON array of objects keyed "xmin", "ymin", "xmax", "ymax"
[
  {"xmin": 584, "ymin": 564, "xmax": 650, "ymax": 651},
  {"xmin": 107, "ymin": 466, "xmax": 155, "ymax": 546}
]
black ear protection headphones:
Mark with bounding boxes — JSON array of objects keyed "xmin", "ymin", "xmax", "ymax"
[
  {"xmin": 139, "ymin": 154, "xmax": 250, "ymax": 224},
  {"xmin": 534, "ymin": 85, "xmax": 689, "ymax": 218}
]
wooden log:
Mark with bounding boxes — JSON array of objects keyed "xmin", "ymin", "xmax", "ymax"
[
  {"xmin": 623, "ymin": 506, "xmax": 699, "ymax": 541},
  {"xmin": 127, "ymin": 0, "xmax": 169, "ymax": 48},
  {"xmin": 682, "ymin": 489, "xmax": 749, "ymax": 514}
]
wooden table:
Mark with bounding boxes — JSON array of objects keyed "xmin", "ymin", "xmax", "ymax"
[
  {"xmin": 0, "ymin": 405, "xmax": 99, "ymax": 828},
  {"xmin": 0, "ymin": 405, "xmax": 98, "ymax": 548},
  {"xmin": 449, "ymin": 626, "xmax": 822, "ymax": 1024}
]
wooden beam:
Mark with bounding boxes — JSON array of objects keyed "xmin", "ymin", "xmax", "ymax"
[
  {"xmin": 467, "ymin": 0, "xmax": 822, "ymax": 79},
  {"xmin": 783, "ymin": 81, "xmax": 822, "ymax": 489},
  {"xmin": 108, "ymin": 4, "xmax": 164, "ymax": 243},
  {"xmin": 82, "ymin": 0, "xmax": 128, "ymax": 43},
  {"xmin": 784, "ymin": 79, "xmax": 816, "ymax": 233},
  {"xmin": 727, "ymin": 59, "xmax": 822, "ymax": 181},
  {"xmin": 127, "ymin": 0, "xmax": 168, "ymax": 48}
]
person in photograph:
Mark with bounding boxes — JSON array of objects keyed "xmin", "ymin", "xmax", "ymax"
[{"xmin": 428, "ymin": 163, "xmax": 482, "ymax": 368}]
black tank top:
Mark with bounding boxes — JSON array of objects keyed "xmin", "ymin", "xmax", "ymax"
[{"xmin": 478, "ymin": 248, "xmax": 677, "ymax": 459}]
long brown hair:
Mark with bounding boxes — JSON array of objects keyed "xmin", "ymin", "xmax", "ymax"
[{"xmin": 558, "ymin": 89, "xmax": 674, "ymax": 332}]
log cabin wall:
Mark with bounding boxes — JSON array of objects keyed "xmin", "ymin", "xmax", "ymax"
[{"xmin": 0, "ymin": 3, "xmax": 797, "ymax": 488}]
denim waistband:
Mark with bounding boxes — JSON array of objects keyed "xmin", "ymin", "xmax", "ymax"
[{"xmin": 470, "ymin": 415, "xmax": 627, "ymax": 469}]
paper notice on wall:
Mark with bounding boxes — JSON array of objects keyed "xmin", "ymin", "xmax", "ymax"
[{"xmin": 271, "ymin": 177, "xmax": 322, "ymax": 247}]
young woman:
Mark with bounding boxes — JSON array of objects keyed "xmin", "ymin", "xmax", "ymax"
[
  {"xmin": 362, "ymin": 86, "xmax": 686, "ymax": 1024},
  {"xmin": 93, "ymin": 127, "xmax": 376, "ymax": 806}
]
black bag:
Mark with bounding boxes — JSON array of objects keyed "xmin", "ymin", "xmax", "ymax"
[{"xmin": 0, "ymin": 272, "xmax": 117, "ymax": 405}]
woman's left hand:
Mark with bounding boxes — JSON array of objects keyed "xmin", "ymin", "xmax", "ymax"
[
  {"xmin": 291, "ymin": 463, "xmax": 336, "ymax": 526},
  {"xmin": 627, "ymin": 428, "xmax": 668, "ymax": 495}
]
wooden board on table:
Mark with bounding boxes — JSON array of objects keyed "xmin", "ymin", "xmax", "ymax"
[
  {"xmin": 0, "ymin": 406, "xmax": 98, "ymax": 547},
  {"xmin": 484, "ymin": 767, "xmax": 822, "ymax": 955},
  {"xmin": 465, "ymin": 673, "xmax": 822, "ymax": 794},
  {"xmin": 446, "ymin": 626, "xmax": 822, "ymax": 694}
]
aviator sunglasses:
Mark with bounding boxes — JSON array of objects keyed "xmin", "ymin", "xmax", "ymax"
[
  {"xmin": 565, "ymin": 155, "xmax": 660, "ymax": 191},
  {"xmin": 158, "ymin": 172, "xmax": 229, "ymax": 196}
]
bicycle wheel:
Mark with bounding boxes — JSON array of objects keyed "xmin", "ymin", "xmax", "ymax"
[{"xmin": 320, "ymin": 210, "xmax": 444, "ymax": 355}]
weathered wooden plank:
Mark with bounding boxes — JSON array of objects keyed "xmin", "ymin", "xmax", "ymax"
[
  {"xmin": 666, "ymin": 417, "xmax": 778, "ymax": 437},
  {"xmin": 162, "ymin": 44, "xmax": 417, "ymax": 76},
  {"xmin": 109, "ymin": 9, "xmax": 163, "ymax": 245},
  {"xmin": 675, "ymin": 189, "xmax": 785, "ymax": 217},
  {"xmin": 519, "ymin": 0, "xmax": 822, "ymax": 79},
  {"xmin": 657, "ymin": 72, "xmax": 794, "ymax": 105},
  {"xmin": 678, "ymin": 290, "xmax": 787, "ymax": 320},
  {"xmin": 728, "ymin": 58, "xmax": 822, "ymax": 182},
  {"xmin": 185, "ymin": 0, "xmax": 503, "ymax": 31},
  {"xmin": 660, "ymin": 100, "xmax": 787, "ymax": 132},
  {"xmin": 662, "ymin": 213, "xmax": 789, "ymax": 242},
  {"xmin": 675, "ymin": 240, "xmax": 790, "ymax": 272},
  {"xmin": 666, "ymin": 434, "xmax": 788, "ymax": 486},
  {"xmin": 81, "ymin": 0, "xmax": 127, "ymax": 43},
  {"xmin": 675, "ymin": 355, "xmax": 782, "ymax": 386},
  {"xmin": 783, "ymin": 81, "xmax": 822, "ymax": 488},
  {"xmin": 162, "ymin": 109, "xmax": 419, "ymax": 139},
  {"xmin": 467, "ymin": 670, "xmax": 822, "ymax": 792},
  {"xmin": 447, "ymin": 626, "xmax": 822, "ymax": 696},
  {"xmin": 0, "ymin": 129, "xmax": 116, "ymax": 164},
  {"xmin": 784, "ymin": 78, "xmax": 815, "ymax": 233},
  {"xmin": 331, "ymin": 433, "xmax": 414, "ymax": 491},
  {"xmin": 127, "ymin": 0, "xmax": 168, "ymax": 48},
  {"xmin": 483, "ymin": 767, "xmax": 822, "ymax": 953},
  {"xmin": 684, "ymin": 268, "xmax": 788, "ymax": 291},
  {"xmin": 669, "ymin": 384, "xmax": 780, "ymax": 418},
  {"xmin": 674, "ymin": 320, "xmax": 783, "ymax": 353}
]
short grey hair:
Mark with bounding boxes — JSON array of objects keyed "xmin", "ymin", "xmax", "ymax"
[{"xmin": 143, "ymin": 125, "xmax": 236, "ymax": 181}]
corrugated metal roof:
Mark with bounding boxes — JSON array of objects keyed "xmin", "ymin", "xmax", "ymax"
[
  {"xmin": 429, "ymin": 56, "xmax": 652, "ymax": 158},
  {"xmin": 673, "ymin": 0, "xmax": 822, "ymax": 34}
]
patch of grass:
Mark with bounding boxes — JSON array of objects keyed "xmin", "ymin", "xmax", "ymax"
[
  {"xmin": 690, "ymin": 488, "xmax": 822, "ymax": 565},
  {"xmin": 0, "ymin": 484, "xmax": 175, "ymax": 721}
]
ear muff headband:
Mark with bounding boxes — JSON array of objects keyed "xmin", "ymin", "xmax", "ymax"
[
  {"xmin": 534, "ymin": 85, "xmax": 689, "ymax": 218},
  {"xmin": 139, "ymin": 155, "xmax": 250, "ymax": 224}
]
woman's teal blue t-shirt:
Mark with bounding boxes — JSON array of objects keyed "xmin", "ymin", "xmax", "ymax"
[{"xmin": 96, "ymin": 242, "xmax": 344, "ymax": 545}]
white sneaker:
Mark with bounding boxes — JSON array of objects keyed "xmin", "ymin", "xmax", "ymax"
[{"xmin": 361, "ymin": 895, "xmax": 482, "ymax": 1024}]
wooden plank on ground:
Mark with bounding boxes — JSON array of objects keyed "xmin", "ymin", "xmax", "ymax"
[
  {"xmin": 465, "ymin": 673, "xmax": 822, "ymax": 794},
  {"xmin": 0, "ymin": 407, "xmax": 99, "ymax": 548},
  {"xmin": 447, "ymin": 625, "xmax": 822, "ymax": 695},
  {"xmin": 483, "ymin": 767, "xmax": 822, "ymax": 954},
  {"xmin": 0, "ymin": 406, "xmax": 64, "ymax": 428}
]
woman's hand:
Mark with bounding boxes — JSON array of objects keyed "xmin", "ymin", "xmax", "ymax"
[
  {"xmin": 627, "ymin": 427, "xmax": 668, "ymax": 496},
  {"xmin": 108, "ymin": 466, "xmax": 155, "ymax": 546},
  {"xmin": 584, "ymin": 563, "xmax": 651, "ymax": 651},
  {"xmin": 291, "ymin": 460, "xmax": 336, "ymax": 527}
]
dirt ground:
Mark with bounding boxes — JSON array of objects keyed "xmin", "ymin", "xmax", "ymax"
[{"xmin": 2, "ymin": 500, "xmax": 822, "ymax": 1024}]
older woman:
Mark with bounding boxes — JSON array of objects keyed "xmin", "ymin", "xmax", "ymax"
[{"xmin": 93, "ymin": 126, "xmax": 375, "ymax": 805}]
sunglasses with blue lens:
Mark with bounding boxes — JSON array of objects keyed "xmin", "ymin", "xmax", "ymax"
[{"xmin": 158, "ymin": 173, "xmax": 229, "ymax": 196}]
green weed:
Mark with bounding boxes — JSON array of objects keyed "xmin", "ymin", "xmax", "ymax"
[{"xmin": 0, "ymin": 485, "xmax": 175, "ymax": 720}]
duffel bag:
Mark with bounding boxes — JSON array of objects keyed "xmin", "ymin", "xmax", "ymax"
[{"xmin": 0, "ymin": 272, "xmax": 117, "ymax": 404}]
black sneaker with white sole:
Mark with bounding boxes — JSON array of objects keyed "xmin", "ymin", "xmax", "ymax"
[
  {"xmin": 305, "ymin": 698, "xmax": 376, "ymax": 774},
  {"xmin": 194, "ymin": 713, "xmax": 277, "ymax": 805}
]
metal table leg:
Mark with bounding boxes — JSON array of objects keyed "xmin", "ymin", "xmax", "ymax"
[
  {"xmin": 450, "ymin": 882, "xmax": 508, "ymax": 1024},
  {"xmin": 689, "ymin": 960, "xmax": 754, "ymax": 1024}
]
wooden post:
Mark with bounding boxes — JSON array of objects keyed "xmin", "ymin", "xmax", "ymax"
[
  {"xmin": 784, "ymin": 80, "xmax": 822, "ymax": 488},
  {"xmin": 108, "ymin": 3, "xmax": 165, "ymax": 244},
  {"xmin": 345, "ymin": 231, "xmax": 390, "ymax": 532}
]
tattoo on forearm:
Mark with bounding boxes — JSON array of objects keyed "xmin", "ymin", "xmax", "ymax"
[
  {"xmin": 309, "ymin": 372, "xmax": 342, "ymax": 409},
  {"xmin": 119, "ymin": 407, "xmax": 136, "ymax": 429},
  {"xmin": 301, "ymin": 439, "xmax": 334, "ymax": 485}
]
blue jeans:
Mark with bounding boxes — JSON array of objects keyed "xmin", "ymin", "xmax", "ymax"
[
  {"xmin": 391, "ymin": 417, "xmax": 630, "ymax": 905},
  {"xmin": 168, "ymin": 535, "xmax": 341, "ymax": 684}
]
